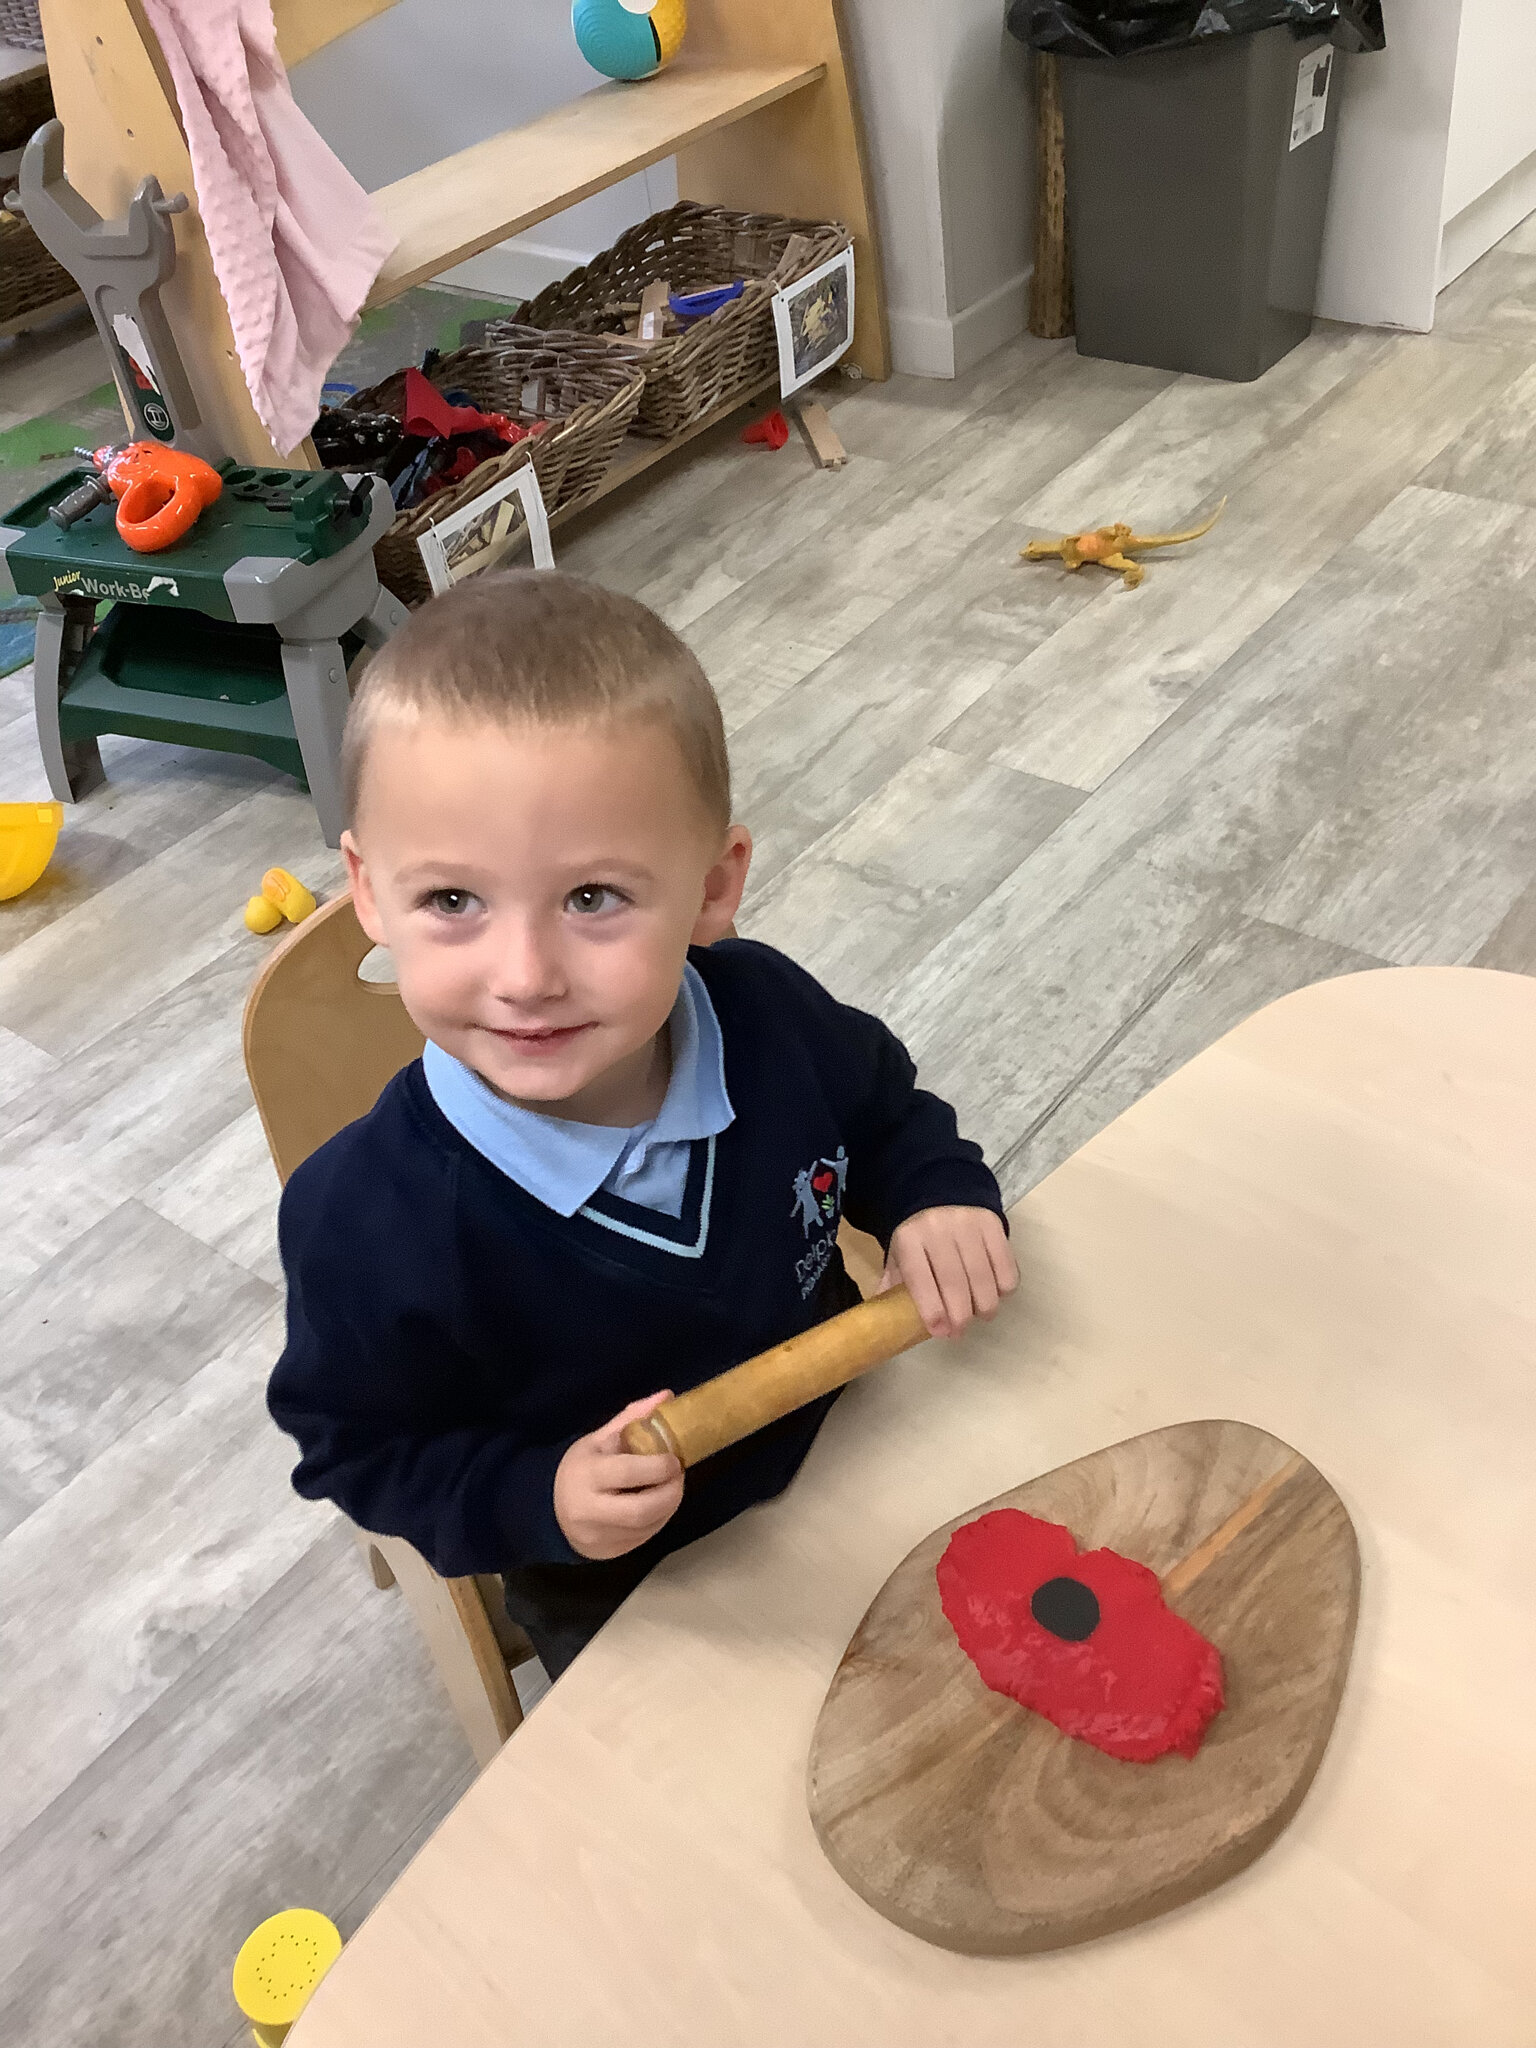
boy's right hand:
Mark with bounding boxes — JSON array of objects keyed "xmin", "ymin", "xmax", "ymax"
[{"xmin": 553, "ymin": 1392, "xmax": 684, "ymax": 1560}]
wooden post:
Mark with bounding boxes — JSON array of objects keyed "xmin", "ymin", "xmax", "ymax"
[
  {"xmin": 674, "ymin": 0, "xmax": 890, "ymax": 381},
  {"xmin": 38, "ymin": 0, "xmax": 399, "ymax": 467},
  {"xmin": 1029, "ymin": 51, "xmax": 1073, "ymax": 341}
]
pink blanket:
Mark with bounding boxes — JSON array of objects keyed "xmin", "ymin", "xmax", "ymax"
[{"xmin": 141, "ymin": 0, "xmax": 397, "ymax": 458}]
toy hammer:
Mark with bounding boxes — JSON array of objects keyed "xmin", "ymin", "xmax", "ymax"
[{"xmin": 622, "ymin": 1287, "xmax": 931, "ymax": 1465}]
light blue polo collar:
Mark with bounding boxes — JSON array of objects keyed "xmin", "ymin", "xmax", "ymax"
[{"xmin": 422, "ymin": 962, "xmax": 733, "ymax": 1220}]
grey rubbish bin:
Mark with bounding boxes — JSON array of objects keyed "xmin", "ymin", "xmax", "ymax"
[{"xmin": 1062, "ymin": 27, "xmax": 1342, "ymax": 382}]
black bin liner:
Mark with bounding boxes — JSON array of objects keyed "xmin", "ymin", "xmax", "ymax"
[{"xmin": 1008, "ymin": 1, "xmax": 1386, "ymax": 59}]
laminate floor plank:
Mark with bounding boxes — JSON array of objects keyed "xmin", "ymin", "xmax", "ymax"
[
  {"xmin": 0, "ymin": 1019, "xmax": 53, "ymax": 1112},
  {"xmin": 0, "ymin": 944, "xmax": 288, "ymax": 1287},
  {"xmin": 0, "ymin": 782, "xmax": 337, "ymax": 1056},
  {"xmin": 554, "ymin": 335, "xmax": 1070, "ymax": 629},
  {"xmin": 994, "ymin": 916, "xmax": 1386, "ymax": 1197},
  {"xmin": 881, "ymin": 848, "xmax": 1231, "ymax": 1175},
  {"xmin": 676, "ymin": 350, "xmax": 1170, "ymax": 737},
  {"xmin": 939, "ymin": 334, "xmax": 1523, "ymax": 790},
  {"xmin": 1415, "ymin": 358, "xmax": 1536, "ymax": 511},
  {"xmin": 0, "ymin": 1201, "xmax": 276, "ymax": 1539},
  {"xmin": 141, "ymin": 1104, "xmax": 284, "ymax": 1288},
  {"xmin": 1018, "ymin": 321, "xmax": 1390, "ymax": 537},
  {"xmin": 0, "ymin": 1523, "xmax": 476, "ymax": 2048},
  {"xmin": 0, "ymin": 1306, "xmax": 311, "ymax": 1853},
  {"xmin": 743, "ymin": 746, "xmax": 1083, "ymax": 1011},
  {"xmin": 881, "ymin": 468, "xmax": 1536, "ymax": 1167},
  {"xmin": 731, "ymin": 536, "xmax": 1094, "ymax": 889},
  {"xmin": 0, "ymin": 715, "xmax": 287, "ymax": 959},
  {"xmin": 1473, "ymin": 882, "xmax": 1536, "ymax": 975},
  {"xmin": 1247, "ymin": 487, "xmax": 1536, "ymax": 964},
  {"xmin": 1432, "ymin": 246, "xmax": 1536, "ymax": 344}
]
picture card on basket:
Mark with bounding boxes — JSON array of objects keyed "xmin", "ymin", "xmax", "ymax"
[
  {"xmin": 773, "ymin": 247, "xmax": 856, "ymax": 398},
  {"xmin": 415, "ymin": 459, "xmax": 555, "ymax": 596}
]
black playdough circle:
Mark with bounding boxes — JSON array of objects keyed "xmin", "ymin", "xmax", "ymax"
[{"xmin": 1030, "ymin": 1575, "xmax": 1101, "ymax": 1642}]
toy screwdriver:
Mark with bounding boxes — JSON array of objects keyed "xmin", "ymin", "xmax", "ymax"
[
  {"xmin": 622, "ymin": 1287, "xmax": 931, "ymax": 1466},
  {"xmin": 49, "ymin": 441, "xmax": 223, "ymax": 553}
]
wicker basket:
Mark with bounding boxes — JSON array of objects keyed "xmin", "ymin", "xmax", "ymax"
[
  {"xmin": 0, "ymin": 56, "xmax": 51, "ymax": 152},
  {"xmin": 0, "ymin": 204, "xmax": 77, "ymax": 326},
  {"xmin": 0, "ymin": 0, "xmax": 43, "ymax": 51},
  {"xmin": 507, "ymin": 202, "xmax": 851, "ymax": 439},
  {"xmin": 344, "ymin": 334, "xmax": 645, "ymax": 606}
]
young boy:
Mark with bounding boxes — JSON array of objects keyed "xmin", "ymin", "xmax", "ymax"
[{"xmin": 269, "ymin": 571, "xmax": 1016, "ymax": 1678}]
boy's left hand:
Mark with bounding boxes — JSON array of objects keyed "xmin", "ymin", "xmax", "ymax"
[{"xmin": 881, "ymin": 1206, "xmax": 1017, "ymax": 1339}]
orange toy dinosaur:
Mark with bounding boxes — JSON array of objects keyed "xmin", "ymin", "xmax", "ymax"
[{"xmin": 1022, "ymin": 497, "xmax": 1226, "ymax": 590}]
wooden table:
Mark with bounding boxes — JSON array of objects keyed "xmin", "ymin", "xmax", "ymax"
[{"xmin": 293, "ymin": 967, "xmax": 1536, "ymax": 2046}]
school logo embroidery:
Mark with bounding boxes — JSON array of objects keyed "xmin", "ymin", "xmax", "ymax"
[
  {"xmin": 792, "ymin": 1148, "xmax": 848, "ymax": 1235},
  {"xmin": 792, "ymin": 1148, "xmax": 849, "ymax": 1299}
]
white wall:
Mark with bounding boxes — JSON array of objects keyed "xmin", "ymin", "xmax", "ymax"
[
  {"xmin": 289, "ymin": 0, "xmax": 675, "ymax": 301},
  {"xmin": 840, "ymin": 0, "xmax": 1034, "ymax": 377},
  {"xmin": 1316, "ymin": 0, "xmax": 1536, "ymax": 332},
  {"xmin": 1315, "ymin": 0, "xmax": 1462, "ymax": 332},
  {"xmin": 293, "ymin": 0, "xmax": 1035, "ymax": 380},
  {"xmin": 1438, "ymin": 0, "xmax": 1536, "ymax": 287},
  {"xmin": 1442, "ymin": 0, "xmax": 1536, "ymax": 219}
]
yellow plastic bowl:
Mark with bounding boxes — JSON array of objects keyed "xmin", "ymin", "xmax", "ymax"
[
  {"xmin": 0, "ymin": 801, "xmax": 62, "ymax": 901},
  {"xmin": 232, "ymin": 1908, "xmax": 342, "ymax": 2045}
]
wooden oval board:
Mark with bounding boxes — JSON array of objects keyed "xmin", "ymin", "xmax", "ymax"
[{"xmin": 807, "ymin": 1420, "xmax": 1359, "ymax": 1955}]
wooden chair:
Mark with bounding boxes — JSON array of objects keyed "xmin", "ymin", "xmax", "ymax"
[
  {"xmin": 244, "ymin": 892, "xmax": 532, "ymax": 1765},
  {"xmin": 243, "ymin": 892, "xmax": 883, "ymax": 1766}
]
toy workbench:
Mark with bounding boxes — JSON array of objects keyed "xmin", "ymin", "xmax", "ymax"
[{"xmin": 0, "ymin": 464, "xmax": 404, "ymax": 848}]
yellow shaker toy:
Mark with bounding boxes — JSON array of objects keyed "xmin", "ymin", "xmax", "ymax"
[
  {"xmin": 232, "ymin": 1908, "xmax": 342, "ymax": 2045},
  {"xmin": 244, "ymin": 866, "xmax": 317, "ymax": 934}
]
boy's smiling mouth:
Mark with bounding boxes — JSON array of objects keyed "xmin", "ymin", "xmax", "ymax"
[{"xmin": 486, "ymin": 1022, "xmax": 596, "ymax": 1056}]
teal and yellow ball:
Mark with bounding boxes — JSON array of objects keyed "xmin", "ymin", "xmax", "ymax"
[{"xmin": 573, "ymin": 0, "xmax": 686, "ymax": 81}]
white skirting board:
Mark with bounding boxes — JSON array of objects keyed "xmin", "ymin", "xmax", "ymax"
[
  {"xmin": 1440, "ymin": 148, "xmax": 1536, "ymax": 290},
  {"xmin": 888, "ymin": 268, "xmax": 1031, "ymax": 381}
]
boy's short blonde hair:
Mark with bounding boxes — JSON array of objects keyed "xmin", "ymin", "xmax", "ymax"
[{"xmin": 343, "ymin": 570, "xmax": 730, "ymax": 831}]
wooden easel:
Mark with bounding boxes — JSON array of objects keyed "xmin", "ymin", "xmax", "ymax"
[{"xmin": 38, "ymin": 0, "xmax": 888, "ymax": 467}]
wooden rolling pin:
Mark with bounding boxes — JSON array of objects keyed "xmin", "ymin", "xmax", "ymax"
[{"xmin": 621, "ymin": 1287, "xmax": 931, "ymax": 1467}]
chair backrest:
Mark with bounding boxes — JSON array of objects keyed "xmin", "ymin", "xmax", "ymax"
[{"xmin": 243, "ymin": 892, "xmax": 423, "ymax": 1184}]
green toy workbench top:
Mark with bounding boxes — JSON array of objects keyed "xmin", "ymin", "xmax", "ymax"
[{"xmin": 0, "ymin": 462, "xmax": 374, "ymax": 621}]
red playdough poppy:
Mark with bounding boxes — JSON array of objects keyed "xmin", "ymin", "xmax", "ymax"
[{"xmin": 936, "ymin": 1510, "xmax": 1224, "ymax": 1762}]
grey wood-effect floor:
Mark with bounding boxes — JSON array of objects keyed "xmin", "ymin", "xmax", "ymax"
[{"xmin": 3, "ymin": 213, "xmax": 1536, "ymax": 2045}]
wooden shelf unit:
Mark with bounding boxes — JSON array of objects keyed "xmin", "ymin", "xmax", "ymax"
[
  {"xmin": 369, "ymin": 58, "xmax": 826, "ymax": 308},
  {"xmin": 39, "ymin": 0, "xmax": 887, "ymax": 471}
]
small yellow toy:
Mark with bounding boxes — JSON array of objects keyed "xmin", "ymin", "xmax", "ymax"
[
  {"xmin": 1022, "ymin": 497, "xmax": 1226, "ymax": 590},
  {"xmin": 0, "ymin": 800, "xmax": 63, "ymax": 900},
  {"xmin": 245, "ymin": 866, "xmax": 317, "ymax": 935},
  {"xmin": 232, "ymin": 1908, "xmax": 342, "ymax": 2045}
]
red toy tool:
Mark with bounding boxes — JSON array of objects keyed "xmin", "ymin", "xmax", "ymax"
[
  {"xmin": 742, "ymin": 409, "xmax": 790, "ymax": 450},
  {"xmin": 50, "ymin": 441, "xmax": 223, "ymax": 553}
]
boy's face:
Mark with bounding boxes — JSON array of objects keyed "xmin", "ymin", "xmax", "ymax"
[{"xmin": 342, "ymin": 710, "xmax": 750, "ymax": 1123}]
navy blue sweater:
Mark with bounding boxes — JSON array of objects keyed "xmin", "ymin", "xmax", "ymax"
[{"xmin": 268, "ymin": 939, "xmax": 1003, "ymax": 1578}]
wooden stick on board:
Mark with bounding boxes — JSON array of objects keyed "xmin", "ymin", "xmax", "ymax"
[
  {"xmin": 1029, "ymin": 52, "xmax": 1074, "ymax": 340},
  {"xmin": 1162, "ymin": 1455, "xmax": 1306, "ymax": 1595},
  {"xmin": 622, "ymin": 1287, "xmax": 930, "ymax": 1466}
]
